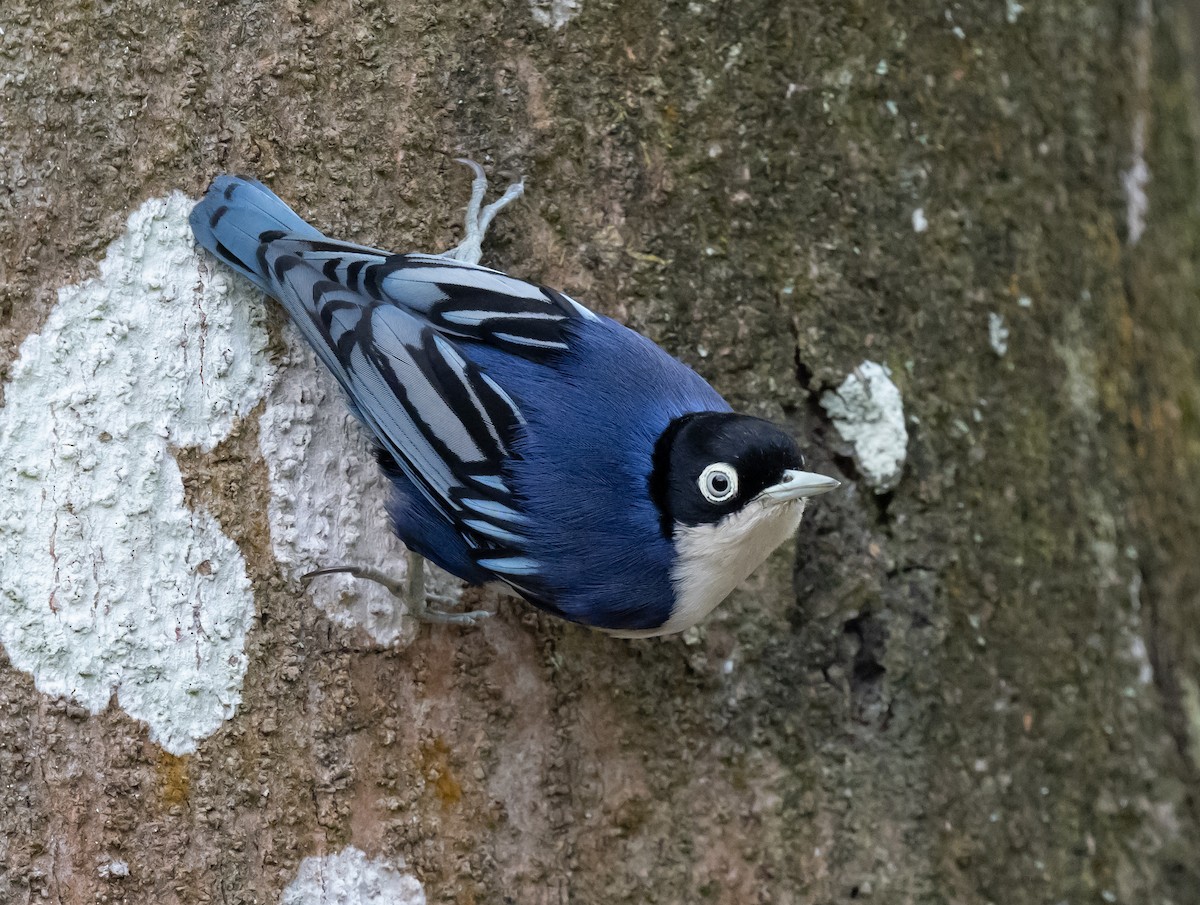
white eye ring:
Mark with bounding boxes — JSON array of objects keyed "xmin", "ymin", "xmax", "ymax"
[{"xmin": 698, "ymin": 463, "xmax": 739, "ymax": 503}]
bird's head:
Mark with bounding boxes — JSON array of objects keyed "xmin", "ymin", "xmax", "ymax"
[
  {"xmin": 647, "ymin": 411, "xmax": 839, "ymax": 632},
  {"xmin": 651, "ymin": 412, "xmax": 839, "ymax": 533}
]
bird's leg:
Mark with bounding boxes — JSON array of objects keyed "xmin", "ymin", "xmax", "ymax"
[
  {"xmin": 302, "ymin": 552, "xmax": 492, "ymax": 626},
  {"xmin": 443, "ymin": 158, "xmax": 524, "ymax": 266},
  {"xmin": 398, "ymin": 552, "xmax": 492, "ymax": 624}
]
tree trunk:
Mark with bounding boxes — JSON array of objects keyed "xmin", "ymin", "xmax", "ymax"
[{"xmin": 2, "ymin": 1, "xmax": 1199, "ymax": 902}]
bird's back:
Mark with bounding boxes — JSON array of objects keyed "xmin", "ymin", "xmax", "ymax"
[{"xmin": 461, "ymin": 313, "xmax": 731, "ymax": 630}]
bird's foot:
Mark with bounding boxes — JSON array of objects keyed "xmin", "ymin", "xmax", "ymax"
[
  {"xmin": 302, "ymin": 553, "xmax": 491, "ymax": 627},
  {"xmin": 443, "ymin": 158, "xmax": 524, "ymax": 267}
]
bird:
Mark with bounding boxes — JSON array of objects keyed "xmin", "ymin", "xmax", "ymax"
[{"xmin": 189, "ymin": 164, "xmax": 839, "ymax": 637}]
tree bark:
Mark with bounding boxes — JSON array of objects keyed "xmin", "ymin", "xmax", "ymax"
[{"xmin": 2, "ymin": 1, "xmax": 1199, "ymax": 903}]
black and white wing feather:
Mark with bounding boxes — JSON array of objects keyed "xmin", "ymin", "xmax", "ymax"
[
  {"xmin": 255, "ymin": 237, "xmax": 592, "ymax": 593},
  {"xmin": 262, "ymin": 235, "xmax": 597, "ymax": 357}
]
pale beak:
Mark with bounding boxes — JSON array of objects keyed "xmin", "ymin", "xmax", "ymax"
[{"xmin": 758, "ymin": 469, "xmax": 841, "ymax": 503}]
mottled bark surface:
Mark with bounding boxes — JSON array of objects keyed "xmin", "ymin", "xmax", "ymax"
[{"xmin": 2, "ymin": 1, "xmax": 1199, "ymax": 903}]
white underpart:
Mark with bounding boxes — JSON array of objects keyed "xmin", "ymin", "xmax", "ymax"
[
  {"xmin": 0, "ymin": 194, "xmax": 268, "ymax": 754},
  {"xmin": 258, "ymin": 329, "xmax": 460, "ymax": 645},
  {"xmin": 613, "ymin": 499, "xmax": 805, "ymax": 638},
  {"xmin": 820, "ymin": 360, "xmax": 908, "ymax": 493},
  {"xmin": 282, "ymin": 847, "xmax": 425, "ymax": 905}
]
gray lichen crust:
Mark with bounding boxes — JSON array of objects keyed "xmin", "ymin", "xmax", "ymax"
[{"xmin": 821, "ymin": 361, "xmax": 908, "ymax": 493}]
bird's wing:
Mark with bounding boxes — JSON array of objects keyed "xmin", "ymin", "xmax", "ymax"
[
  {"xmin": 258, "ymin": 241, "xmax": 557, "ymax": 594},
  {"xmin": 260, "ymin": 236, "xmax": 598, "ymax": 359}
]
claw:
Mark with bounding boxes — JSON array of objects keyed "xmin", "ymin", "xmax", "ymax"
[
  {"xmin": 302, "ymin": 552, "xmax": 491, "ymax": 627},
  {"xmin": 443, "ymin": 158, "xmax": 525, "ymax": 266}
]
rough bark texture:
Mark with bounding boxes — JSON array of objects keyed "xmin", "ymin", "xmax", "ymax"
[{"xmin": 2, "ymin": 1, "xmax": 1200, "ymax": 903}]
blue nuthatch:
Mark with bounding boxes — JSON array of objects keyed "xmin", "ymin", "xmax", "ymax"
[{"xmin": 190, "ymin": 168, "xmax": 838, "ymax": 636}]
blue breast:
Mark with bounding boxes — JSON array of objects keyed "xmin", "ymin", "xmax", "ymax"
[{"xmin": 461, "ymin": 315, "xmax": 730, "ymax": 631}]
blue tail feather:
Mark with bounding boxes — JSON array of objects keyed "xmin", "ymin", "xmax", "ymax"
[{"xmin": 189, "ymin": 176, "xmax": 323, "ymax": 293}]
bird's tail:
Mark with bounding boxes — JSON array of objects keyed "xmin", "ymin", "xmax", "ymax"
[{"xmin": 189, "ymin": 175, "xmax": 324, "ymax": 294}]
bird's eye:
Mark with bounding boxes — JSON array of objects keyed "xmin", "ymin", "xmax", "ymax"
[{"xmin": 698, "ymin": 463, "xmax": 739, "ymax": 504}]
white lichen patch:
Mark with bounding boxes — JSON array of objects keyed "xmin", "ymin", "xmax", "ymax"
[
  {"xmin": 0, "ymin": 193, "xmax": 269, "ymax": 755},
  {"xmin": 282, "ymin": 848, "xmax": 425, "ymax": 905},
  {"xmin": 911, "ymin": 208, "xmax": 928, "ymax": 233},
  {"xmin": 988, "ymin": 312, "xmax": 1010, "ymax": 356},
  {"xmin": 98, "ymin": 860, "xmax": 130, "ymax": 879},
  {"xmin": 821, "ymin": 361, "xmax": 909, "ymax": 492},
  {"xmin": 1055, "ymin": 310, "xmax": 1100, "ymax": 428},
  {"xmin": 1126, "ymin": 570, "xmax": 1154, "ymax": 686},
  {"xmin": 258, "ymin": 328, "xmax": 459, "ymax": 646},
  {"xmin": 529, "ymin": 0, "xmax": 580, "ymax": 29},
  {"xmin": 1123, "ymin": 0, "xmax": 1152, "ymax": 245},
  {"xmin": 1123, "ymin": 126, "xmax": 1150, "ymax": 245}
]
